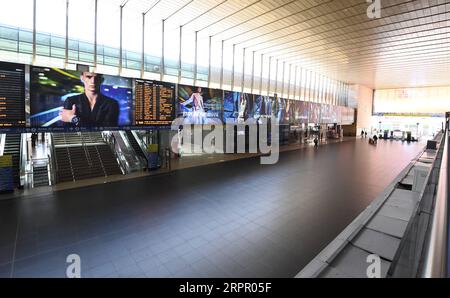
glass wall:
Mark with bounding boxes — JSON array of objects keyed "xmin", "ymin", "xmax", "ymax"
[
  {"xmin": 35, "ymin": 0, "xmax": 66, "ymax": 66},
  {"xmin": 68, "ymin": 0, "xmax": 95, "ymax": 64},
  {"xmin": 97, "ymin": 0, "xmax": 121, "ymax": 69},
  {"xmin": 122, "ymin": 1, "xmax": 143, "ymax": 73},
  {"xmin": 374, "ymin": 87, "xmax": 450, "ymax": 115},
  {"xmin": 370, "ymin": 115, "xmax": 445, "ymax": 139},
  {"xmin": 0, "ymin": 0, "xmax": 34, "ymax": 62}
]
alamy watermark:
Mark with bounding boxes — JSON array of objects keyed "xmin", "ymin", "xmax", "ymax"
[
  {"xmin": 367, "ymin": 0, "xmax": 381, "ymax": 19},
  {"xmin": 366, "ymin": 254, "xmax": 381, "ymax": 278},
  {"xmin": 66, "ymin": 254, "xmax": 81, "ymax": 278},
  {"xmin": 171, "ymin": 116, "xmax": 280, "ymax": 165}
]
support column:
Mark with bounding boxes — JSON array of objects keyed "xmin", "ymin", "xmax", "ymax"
[
  {"xmin": 178, "ymin": 26, "xmax": 182, "ymax": 83},
  {"xmin": 119, "ymin": 4, "xmax": 124, "ymax": 74},
  {"xmin": 32, "ymin": 0, "xmax": 36, "ymax": 64},
  {"xmin": 194, "ymin": 31, "xmax": 198, "ymax": 85},
  {"xmin": 259, "ymin": 54, "xmax": 263, "ymax": 95},
  {"xmin": 94, "ymin": 0, "xmax": 98, "ymax": 70},
  {"xmin": 231, "ymin": 44, "xmax": 236, "ymax": 91},
  {"xmin": 220, "ymin": 40, "xmax": 224, "ymax": 89},
  {"xmin": 65, "ymin": 0, "xmax": 69, "ymax": 67},
  {"xmin": 208, "ymin": 36, "xmax": 212, "ymax": 87},
  {"xmin": 267, "ymin": 56, "xmax": 272, "ymax": 96},
  {"xmin": 140, "ymin": 13, "xmax": 145, "ymax": 78},
  {"xmin": 160, "ymin": 19, "xmax": 165, "ymax": 81},
  {"xmin": 250, "ymin": 51, "xmax": 255, "ymax": 94}
]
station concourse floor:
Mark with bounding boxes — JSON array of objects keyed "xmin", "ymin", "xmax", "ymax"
[{"xmin": 0, "ymin": 138, "xmax": 424, "ymax": 278}]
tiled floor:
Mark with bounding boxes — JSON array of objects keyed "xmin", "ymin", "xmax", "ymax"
[
  {"xmin": 0, "ymin": 139, "xmax": 424, "ymax": 278},
  {"xmin": 1, "ymin": 138, "xmax": 347, "ymax": 200}
]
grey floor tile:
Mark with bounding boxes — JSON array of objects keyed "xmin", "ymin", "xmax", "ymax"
[
  {"xmin": 162, "ymin": 256, "xmax": 190, "ymax": 275},
  {"xmin": 0, "ymin": 263, "xmax": 12, "ymax": 278},
  {"xmin": 328, "ymin": 245, "xmax": 391, "ymax": 278},
  {"xmin": 89, "ymin": 262, "xmax": 117, "ymax": 278},
  {"xmin": 378, "ymin": 204, "xmax": 415, "ymax": 222},
  {"xmin": 0, "ymin": 139, "xmax": 424, "ymax": 279},
  {"xmin": 367, "ymin": 214, "xmax": 409, "ymax": 238},
  {"xmin": 144, "ymin": 264, "xmax": 172, "ymax": 278},
  {"xmin": 351, "ymin": 228, "xmax": 401, "ymax": 261}
]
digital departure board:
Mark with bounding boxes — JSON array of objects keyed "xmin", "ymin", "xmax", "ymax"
[
  {"xmin": 135, "ymin": 79, "xmax": 175, "ymax": 126},
  {"xmin": 0, "ymin": 62, "xmax": 26, "ymax": 128}
]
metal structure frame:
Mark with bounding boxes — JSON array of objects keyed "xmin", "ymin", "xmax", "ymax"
[{"xmin": 22, "ymin": 0, "xmax": 447, "ymax": 102}]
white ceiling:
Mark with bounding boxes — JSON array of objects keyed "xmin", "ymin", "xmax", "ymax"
[{"xmin": 123, "ymin": 0, "xmax": 450, "ymax": 89}]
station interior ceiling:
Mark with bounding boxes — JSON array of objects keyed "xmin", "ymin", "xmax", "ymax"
[{"xmin": 118, "ymin": 0, "xmax": 450, "ymax": 89}]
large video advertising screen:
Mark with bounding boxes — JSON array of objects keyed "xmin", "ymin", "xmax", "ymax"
[
  {"xmin": 251, "ymin": 95, "xmax": 272, "ymax": 124},
  {"xmin": 0, "ymin": 62, "xmax": 26, "ymax": 130},
  {"xmin": 309, "ymin": 102, "xmax": 321, "ymax": 124},
  {"xmin": 290, "ymin": 100, "xmax": 309, "ymax": 124},
  {"xmin": 320, "ymin": 104, "xmax": 332, "ymax": 124},
  {"xmin": 271, "ymin": 97, "xmax": 290, "ymax": 124},
  {"xmin": 178, "ymin": 85, "xmax": 223, "ymax": 125},
  {"xmin": 343, "ymin": 107, "xmax": 355, "ymax": 124},
  {"xmin": 223, "ymin": 91, "xmax": 252, "ymax": 124},
  {"xmin": 30, "ymin": 67, "xmax": 132, "ymax": 131}
]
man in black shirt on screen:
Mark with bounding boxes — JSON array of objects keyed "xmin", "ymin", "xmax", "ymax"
[{"xmin": 60, "ymin": 72, "xmax": 119, "ymax": 127}]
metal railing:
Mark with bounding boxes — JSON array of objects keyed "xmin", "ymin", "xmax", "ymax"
[
  {"xmin": 421, "ymin": 127, "xmax": 449, "ymax": 278},
  {"xmin": 20, "ymin": 133, "xmax": 30, "ymax": 189},
  {"xmin": 387, "ymin": 131, "xmax": 447, "ymax": 278},
  {"xmin": 48, "ymin": 133, "xmax": 57, "ymax": 185}
]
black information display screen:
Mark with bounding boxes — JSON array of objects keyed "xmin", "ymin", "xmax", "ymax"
[
  {"xmin": 135, "ymin": 79, "xmax": 175, "ymax": 126},
  {"xmin": 0, "ymin": 62, "xmax": 25, "ymax": 128}
]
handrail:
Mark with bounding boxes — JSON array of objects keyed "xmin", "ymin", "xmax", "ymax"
[
  {"xmin": 0, "ymin": 134, "xmax": 5, "ymax": 155},
  {"xmin": 422, "ymin": 128, "xmax": 449, "ymax": 278},
  {"xmin": 48, "ymin": 133, "xmax": 57, "ymax": 185},
  {"xmin": 20, "ymin": 133, "xmax": 30, "ymax": 188}
]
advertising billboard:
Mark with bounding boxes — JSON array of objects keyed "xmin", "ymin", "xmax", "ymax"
[
  {"xmin": 30, "ymin": 67, "xmax": 132, "ymax": 131},
  {"xmin": 223, "ymin": 91, "xmax": 252, "ymax": 124},
  {"xmin": 178, "ymin": 85, "xmax": 223, "ymax": 125},
  {"xmin": 309, "ymin": 102, "xmax": 321, "ymax": 124}
]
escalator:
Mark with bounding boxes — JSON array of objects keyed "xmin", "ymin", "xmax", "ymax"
[
  {"xmin": 2, "ymin": 134, "xmax": 22, "ymax": 188},
  {"xmin": 125, "ymin": 131, "xmax": 148, "ymax": 166},
  {"xmin": 32, "ymin": 160, "xmax": 49, "ymax": 187}
]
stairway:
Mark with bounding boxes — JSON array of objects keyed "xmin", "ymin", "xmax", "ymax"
[
  {"xmin": 3, "ymin": 134, "xmax": 22, "ymax": 187},
  {"xmin": 81, "ymin": 132, "xmax": 104, "ymax": 144},
  {"xmin": 54, "ymin": 147, "xmax": 74, "ymax": 183},
  {"xmin": 96, "ymin": 145, "xmax": 122, "ymax": 176},
  {"xmin": 52, "ymin": 132, "xmax": 122, "ymax": 184}
]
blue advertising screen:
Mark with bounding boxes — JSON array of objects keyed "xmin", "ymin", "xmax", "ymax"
[
  {"xmin": 178, "ymin": 85, "xmax": 223, "ymax": 125},
  {"xmin": 30, "ymin": 67, "xmax": 132, "ymax": 131},
  {"xmin": 223, "ymin": 91, "xmax": 252, "ymax": 123}
]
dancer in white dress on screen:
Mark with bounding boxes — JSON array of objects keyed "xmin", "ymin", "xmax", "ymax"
[
  {"xmin": 182, "ymin": 87, "xmax": 205, "ymax": 124},
  {"xmin": 237, "ymin": 93, "xmax": 247, "ymax": 124}
]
